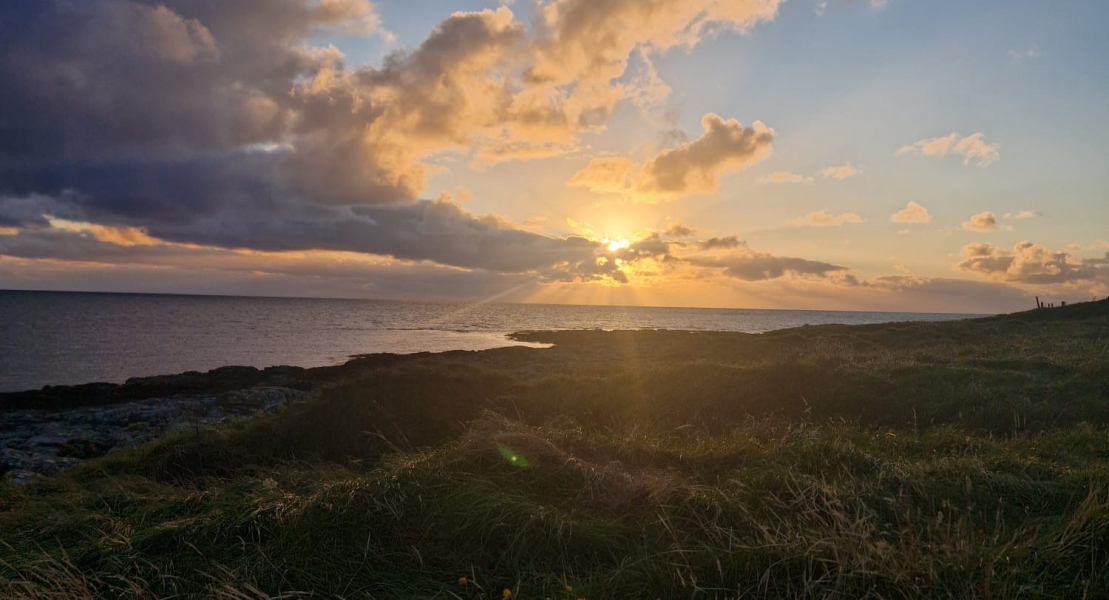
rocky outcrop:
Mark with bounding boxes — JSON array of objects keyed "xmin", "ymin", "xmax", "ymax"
[
  {"xmin": 1, "ymin": 386, "xmax": 307, "ymax": 484},
  {"xmin": 0, "ymin": 350, "xmax": 525, "ymax": 485},
  {"xmin": 0, "ymin": 352, "xmax": 469, "ymax": 412},
  {"xmin": 0, "ymin": 366, "xmax": 310, "ymax": 411}
]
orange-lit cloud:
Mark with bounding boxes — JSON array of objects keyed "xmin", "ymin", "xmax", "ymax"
[
  {"xmin": 820, "ymin": 163, "xmax": 861, "ymax": 181},
  {"xmin": 961, "ymin": 211, "xmax": 1011, "ymax": 232},
  {"xmin": 569, "ymin": 114, "xmax": 773, "ymax": 202},
  {"xmin": 793, "ymin": 211, "xmax": 863, "ymax": 227},
  {"xmin": 890, "ymin": 201, "xmax": 932, "ymax": 224},
  {"xmin": 956, "ymin": 241, "xmax": 1109, "ymax": 287},
  {"xmin": 663, "ymin": 222, "xmax": 697, "ymax": 237},
  {"xmin": 759, "ymin": 171, "xmax": 813, "ymax": 185},
  {"xmin": 47, "ymin": 218, "xmax": 162, "ymax": 247},
  {"xmin": 682, "ymin": 250, "xmax": 847, "ymax": 281}
]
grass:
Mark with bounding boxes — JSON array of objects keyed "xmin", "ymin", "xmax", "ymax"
[{"xmin": 1, "ymin": 301, "xmax": 1107, "ymax": 598}]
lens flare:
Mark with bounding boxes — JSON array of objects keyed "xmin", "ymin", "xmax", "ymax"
[{"xmin": 497, "ymin": 445, "xmax": 532, "ymax": 468}]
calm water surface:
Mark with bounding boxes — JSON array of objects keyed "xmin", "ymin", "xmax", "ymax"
[{"xmin": 0, "ymin": 291, "xmax": 985, "ymax": 392}]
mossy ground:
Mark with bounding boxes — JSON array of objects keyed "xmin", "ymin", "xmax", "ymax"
[{"xmin": 2, "ymin": 302, "xmax": 1107, "ymax": 598}]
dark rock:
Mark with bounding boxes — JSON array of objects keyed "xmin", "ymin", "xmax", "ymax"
[
  {"xmin": 0, "ymin": 365, "xmax": 311, "ymax": 411},
  {"xmin": 0, "ymin": 386, "xmax": 308, "ymax": 484},
  {"xmin": 56, "ymin": 438, "xmax": 111, "ymax": 460}
]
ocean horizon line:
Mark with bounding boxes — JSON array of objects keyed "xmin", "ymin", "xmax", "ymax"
[{"xmin": 0, "ymin": 288, "xmax": 991, "ymax": 318}]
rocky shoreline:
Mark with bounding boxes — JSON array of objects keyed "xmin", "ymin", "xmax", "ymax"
[
  {"xmin": 1, "ymin": 386, "xmax": 308, "ymax": 484},
  {"xmin": 0, "ymin": 350, "xmax": 503, "ymax": 485}
]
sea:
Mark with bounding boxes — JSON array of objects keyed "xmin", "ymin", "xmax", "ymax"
[{"xmin": 0, "ymin": 290, "xmax": 985, "ymax": 393}]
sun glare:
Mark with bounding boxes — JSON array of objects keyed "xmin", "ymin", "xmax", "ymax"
[{"xmin": 604, "ymin": 238, "xmax": 631, "ymax": 252}]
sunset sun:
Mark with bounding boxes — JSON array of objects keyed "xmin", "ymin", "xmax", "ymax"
[{"xmin": 604, "ymin": 238, "xmax": 631, "ymax": 253}]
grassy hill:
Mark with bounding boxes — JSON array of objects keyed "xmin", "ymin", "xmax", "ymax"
[{"xmin": 2, "ymin": 301, "xmax": 1107, "ymax": 598}]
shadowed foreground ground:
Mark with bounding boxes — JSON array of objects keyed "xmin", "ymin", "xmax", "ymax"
[{"xmin": 1, "ymin": 301, "xmax": 1108, "ymax": 598}]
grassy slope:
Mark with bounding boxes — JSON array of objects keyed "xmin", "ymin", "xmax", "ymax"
[{"xmin": 1, "ymin": 302, "xmax": 1107, "ymax": 598}]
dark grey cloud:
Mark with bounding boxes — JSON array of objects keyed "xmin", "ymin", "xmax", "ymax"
[
  {"xmin": 698, "ymin": 235, "xmax": 744, "ymax": 250},
  {"xmin": 0, "ymin": 197, "xmax": 610, "ymax": 278},
  {"xmin": 684, "ymin": 252, "xmax": 847, "ymax": 281},
  {"xmin": 0, "ymin": 231, "xmax": 544, "ymax": 302},
  {"xmin": 1, "ymin": 0, "xmax": 342, "ymax": 163},
  {"xmin": 0, "ymin": 194, "xmax": 54, "ymax": 229}
]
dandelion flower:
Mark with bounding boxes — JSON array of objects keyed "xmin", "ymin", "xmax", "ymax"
[
  {"xmin": 457, "ymin": 577, "xmax": 468, "ymax": 586},
  {"xmin": 502, "ymin": 588, "xmax": 513, "ymax": 598}
]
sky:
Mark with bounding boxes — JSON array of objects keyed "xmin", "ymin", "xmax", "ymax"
[{"xmin": 0, "ymin": 0, "xmax": 1107, "ymax": 313}]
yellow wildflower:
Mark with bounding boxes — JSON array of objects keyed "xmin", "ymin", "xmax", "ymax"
[
  {"xmin": 502, "ymin": 588, "xmax": 513, "ymax": 599},
  {"xmin": 457, "ymin": 577, "xmax": 468, "ymax": 586}
]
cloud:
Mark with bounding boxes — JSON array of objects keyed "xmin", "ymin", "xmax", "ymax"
[
  {"xmin": 683, "ymin": 251, "xmax": 847, "ymax": 281},
  {"xmin": 896, "ymin": 133, "xmax": 1000, "ymax": 167},
  {"xmin": 46, "ymin": 218, "xmax": 161, "ymax": 247},
  {"xmin": 955, "ymin": 241, "xmax": 1109, "ymax": 286},
  {"xmin": 890, "ymin": 201, "xmax": 932, "ymax": 224},
  {"xmin": 961, "ymin": 211, "xmax": 1011, "ymax": 232},
  {"xmin": 568, "ymin": 114, "xmax": 774, "ymax": 201},
  {"xmin": 759, "ymin": 171, "xmax": 813, "ymax": 185},
  {"xmin": 1008, "ymin": 45, "xmax": 1040, "ymax": 64},
  {"xmin": 697, "ymin": 236, "xmax": 745, "ymax": 250},
  {"xmin": 853, "ymin": 275, "xmax": 1031, "ymax": 312},
  {"xmin": 816, "ymin": 0, "xmax": 891, "ymax": 16},
  {"xmin": 663, "ymin": 222, "xmax": 697, "ymax": 237},
  {"xmin": 0, "ymin": 230, "xmax": 553, "ymax": 302},
  {"xmin": 0, "ymin": 0, "xmax": 784, "ymax": 285},
  {"xmin": 3, "ymin": 222, "xmax": 1052, "ymax": 313},
  {"xmin": 1004, "ymin": 210, "xmax": 1041, "ymax": 220},
  {"xmin": 793, "ymin": 211, "xmax": 863, "ymax": 227},
  {"xmin": 820, "ymin": 163, "xmax": 861, "ymax": 181},
  {"xmin": 0, "ymin": 196, "xmax": 621, "ymax": 280},
  {"xmin": 528, "ymin": 0, "xmax": 781, "ymax": 87},
  {"xmin": 567, "ymin": 157, "xmax": 642, "ymax": 196}
]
